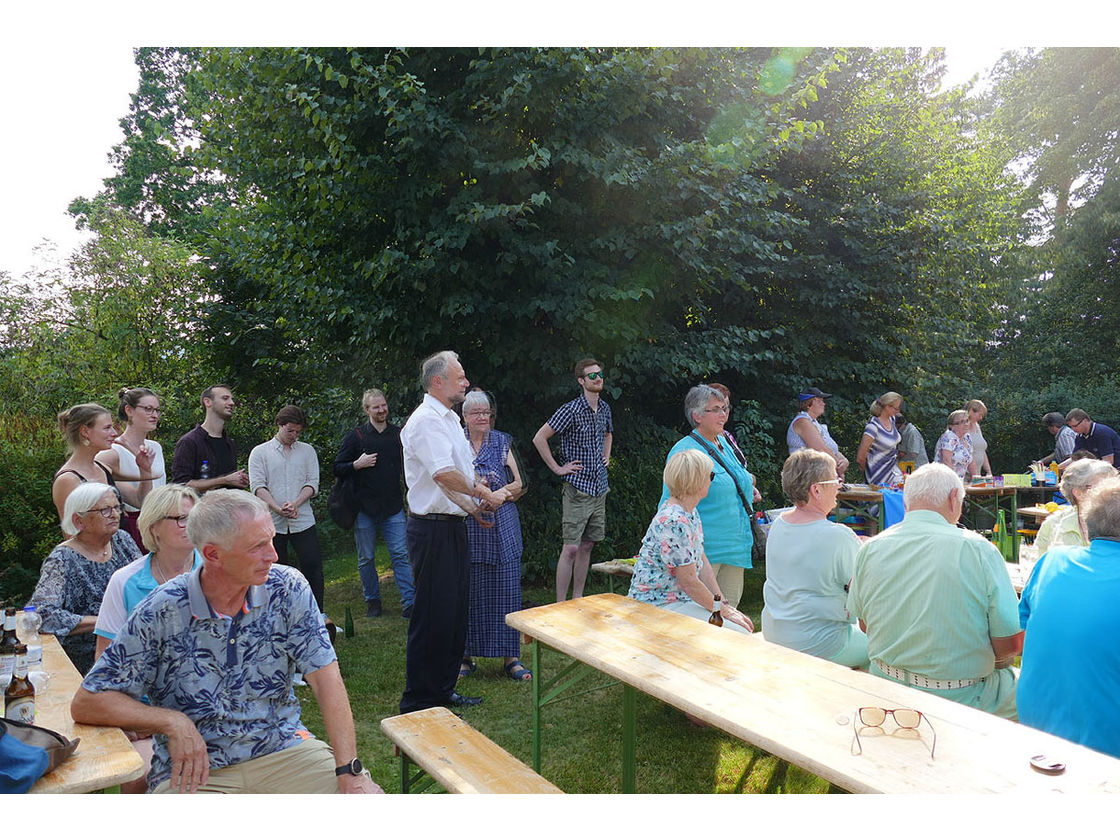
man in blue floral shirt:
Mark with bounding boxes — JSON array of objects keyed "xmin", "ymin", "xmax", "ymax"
[
  {"xmin": 72, "ymin": 490, "xmax": 382, "ymax": 794},
  {"xmin": 533, "ymin": 357, "xmax": 614, "ymax": 601}
]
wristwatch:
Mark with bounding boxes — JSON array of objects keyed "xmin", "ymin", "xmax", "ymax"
[{"xmin": 335, "ymin": 757, "xmax": 364, "ymax": 776}]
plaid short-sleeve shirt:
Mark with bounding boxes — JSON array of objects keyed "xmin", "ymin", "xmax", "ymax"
[{"xmin": 546, "ymin": 393, "xmax": 612, "ymax": 497}]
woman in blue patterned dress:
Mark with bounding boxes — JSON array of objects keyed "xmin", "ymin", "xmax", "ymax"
[
  {"xmin": 458, "ymin": 391, "xmax": 532, "ymax": 681},
  {"xmin": 856, "ymin": 391, "xmax": 904, "ymax": 486},
  {"xmin": 628, "ymin": 449, "xmax": 753, "ymax": 633}
]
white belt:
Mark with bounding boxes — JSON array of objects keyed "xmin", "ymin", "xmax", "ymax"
[{"xmin": 874, "ymin": 660, "xmax": 980, "ymax": 690}]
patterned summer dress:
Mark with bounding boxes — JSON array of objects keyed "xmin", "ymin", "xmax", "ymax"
[{"xmin": 862, "ymin": 417, "xmax": 903, "ymax": 486}]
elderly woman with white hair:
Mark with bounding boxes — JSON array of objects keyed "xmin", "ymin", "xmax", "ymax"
[
  {"xmin": 1034, "ymin": 459, "xmax": 1117, "ymax": 556},
  {"xmin": 762, "ymin": 449, "xmax": 869, "ymax": 668},
  {"xmin": 27, "ymin": 482, "xmax": 141, "ymax": 674},
  {"xmin": 657, "ymin": 384, "xmax": 758, "ymax": 610},
  {"xmin": 457, "ymin": 389, "xmax": 530, "ymax": 682},
  {"xmin": 630, "ymin": 449, "xmax": 753, "ymax": 632}
]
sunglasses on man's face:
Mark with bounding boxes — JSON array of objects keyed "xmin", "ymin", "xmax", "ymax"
[{"xmin": 583, "ymin": 371, "xmax": 604, "ymax": 381}]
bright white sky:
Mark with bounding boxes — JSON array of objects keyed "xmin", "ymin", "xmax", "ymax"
[{"xmin": 0, "ymin": 2, "xmax": 1108, "ymax": 279}]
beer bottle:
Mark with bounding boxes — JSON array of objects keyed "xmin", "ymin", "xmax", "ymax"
[
  {"xmin": 344, "ymin": 606, "xmax": 355, "ymax": 638},
  {"xmin": 0, "ymin": 608, "xmax": 19, "ymax": 688},
  {"xmin": 4, "ymin": 641, "xmax": 35, "ymax": 722},
  {"xmin": 708, "ymin": 603, "xmax": 724, "ymax": 628}
]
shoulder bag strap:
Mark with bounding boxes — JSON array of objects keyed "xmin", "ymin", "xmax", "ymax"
[{"xmin": 688, "ymin": 432, "xmax": 753, "ymax": 514}]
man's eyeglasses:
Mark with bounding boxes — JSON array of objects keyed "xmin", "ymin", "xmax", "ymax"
[
  {"xmin": 851, "ymin": 707, "xmax": 936, "ymax": 759},
  {"xmin": 709, "ymin": 472, "xmax": 716, "ymax": 482},
  {"xmin": 162, "ymin": 514, "xmax": 190, "ymax": 526},
  {"xmin": 87, "ymin": 505, "xmax": 123, "ymax": 519},
  {"xmin": 815, "ymin": 479, "xmax": 842, "ymax": 487},
  {"xmin": 583, "ymin": 371, "xmax": 604, "ymax": 381}
]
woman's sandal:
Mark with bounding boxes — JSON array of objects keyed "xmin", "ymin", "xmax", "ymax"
[
  {"xmin": 504, "ymin": 659, "xmax": 532, "ymax": 681},
  {"xmin": 458, "ymin": 658, "xmax": 476, "ymax": 680}
]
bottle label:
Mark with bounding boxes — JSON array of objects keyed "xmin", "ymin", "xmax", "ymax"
[
  {"xmin": 5, "ymin": 697, "xmax": 35, "ymax": 723},
  {"xmin": 25, "ymin": 645, "xmax": 42, "ymax": 669}
]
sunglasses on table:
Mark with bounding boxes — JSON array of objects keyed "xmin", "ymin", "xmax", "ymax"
[{"xmin": 851, "ymin": 707, "xmax": 936, "ymax": 759}]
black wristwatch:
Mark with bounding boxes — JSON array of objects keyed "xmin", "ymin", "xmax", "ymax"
[{"xmin": 335, "ymin": 757, "xmax": 364, "ymax": 776}]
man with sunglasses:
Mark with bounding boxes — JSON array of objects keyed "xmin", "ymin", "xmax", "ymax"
[
  {"xmin": 846, "ymin": 462, "xmax": 1023, "ymax": 719},
  {"xmin": 533, "ymin": 358, "xmax": 614, "ymax": 601}
]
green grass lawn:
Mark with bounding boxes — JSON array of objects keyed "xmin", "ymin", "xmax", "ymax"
[{"xmin": 296, "ymin": 546, "xmax": 835, "ymax": 794}]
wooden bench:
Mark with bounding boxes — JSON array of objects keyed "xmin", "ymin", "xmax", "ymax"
[
  {"xmin": 380, "ymin": 706, "xmax": 563, "ymax": 794},
  {"xmin": 590, "ymin": 559, "xmax": 635, "ymax": 593}
]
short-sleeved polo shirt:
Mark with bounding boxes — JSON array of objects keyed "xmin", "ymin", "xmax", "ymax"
[
  {"xmin": 1075, "ymin": 421, "xmax": 1120, "ymax": 462},
  {"xmin": 81, "ymin": 564, "xmax": 335, "ymax": 791},
  {"xmin": 847, "ymin": 509, "xmax": 1021, "ymax": 682},
  {"xmin": 93, "ymin": 550, "xmax": 204, "ymax": 642}
]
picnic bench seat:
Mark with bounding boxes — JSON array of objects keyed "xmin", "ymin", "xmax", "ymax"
[{"xmin": 380, "ymin": 706, "xmax": 563, "ymax": 794}]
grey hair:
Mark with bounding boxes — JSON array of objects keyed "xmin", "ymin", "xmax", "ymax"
[
  {"xmin": 61, "ymin": 482, "xmax": 117, "ymax": 536},
  {"xmin": 781, "ymin": 449, "xmax": 837, "ymax": 506},
  {"xmin": 1082, "ymin": 477, "xmax": 1120, "ymax": 540},
  {"xmin": 185, "ymin": 489, "xmax": 269, "ymax": 553},
  {"xmin": 683, "ymin": 384, "xmax": 724, "ymax": 429},
  {"xmin": 462, "ymin": 390, "xmax": 491, "ymax": 416},
  {"xmin": 902, "ymin": 462, "xmax": 963, "ymax": 510},
  {"xmin": 420, "ymin": 350, "xmax": 460, "ymax": 392},
  {"xmin": 1061, "ymin": 459, "xmax": 1117, "ymax": 505}
]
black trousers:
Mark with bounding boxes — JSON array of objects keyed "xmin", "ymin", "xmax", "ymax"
[
  {"xmin": 273, "ymin": 526, "xmax": 325, "ymax": 612},
  {"xmin": 399, "ymin": 516, "xmax": 471, "ymax": 713}
]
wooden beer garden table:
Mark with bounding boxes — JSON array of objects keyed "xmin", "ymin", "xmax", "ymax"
[
  {"xmin": 28, "ymin": 634, "xmax": 145, "ymax": 794},
  {"xmin": 506, "ymin": 594, "xmax": 1120, "ymax": 794},
  {"xmin": 836, "ymin": 483, "xmax": 1021, "ymax": 561}
]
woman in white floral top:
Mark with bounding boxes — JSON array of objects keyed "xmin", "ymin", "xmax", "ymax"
[{"xmin": 627, "ymin": 449, "xmax": 754, "ymax": 633}]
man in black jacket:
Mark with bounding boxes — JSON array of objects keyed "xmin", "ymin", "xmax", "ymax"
[{"xmin": 333, "ymin": 389, "xmax": 415, "ymax": 618}]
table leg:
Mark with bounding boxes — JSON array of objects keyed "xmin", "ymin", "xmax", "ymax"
[
  {"xmin": 622, "ymin": 683, "xmax": 636, "ymax": 794},
  {"xmin": 531, "ymin": 636, "xmax": 542, "ymax": 774}
]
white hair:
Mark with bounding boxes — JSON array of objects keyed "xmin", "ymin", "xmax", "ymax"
[
  {"xmin": 185, "ymin": 489, "xmax": 269, "ymax": 552},
  {"xmin": 61, "ymin": 482, "xmax": 117, "ymax": 536},
  {"xmin": 902, "ymin": 462, "xmax": 963, "ymax": 510}
]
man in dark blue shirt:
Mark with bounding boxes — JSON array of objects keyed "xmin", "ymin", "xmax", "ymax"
[
  {"xmin": 532, "ymin": 358, "xmax": 614, "ymax": 602},
  {"xmin": 1064, "ymin": 408, "xmax": 1120, "ymax": 466}
]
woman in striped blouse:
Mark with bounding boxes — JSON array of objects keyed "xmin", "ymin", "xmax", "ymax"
[{"xmin": 856, "ymin": 391, "xmax": 904, "ymax": 486}]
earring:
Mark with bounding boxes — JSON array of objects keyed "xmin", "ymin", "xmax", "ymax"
[{"xmin": 81, "ymin": 438, "xmax": 90, "ymax": 447}]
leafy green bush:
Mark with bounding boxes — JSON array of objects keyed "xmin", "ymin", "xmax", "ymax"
[{"xmin": 0, "ymin": 415, "xmax": 67, "ymax": 604}]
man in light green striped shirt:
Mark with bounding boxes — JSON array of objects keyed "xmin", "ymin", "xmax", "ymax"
[{"xmin": 847, "ymin": 463, "xmax": 1023, "ymax": 719}]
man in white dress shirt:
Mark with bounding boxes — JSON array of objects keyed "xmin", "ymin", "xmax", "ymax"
[
  {"xmin": 398, "ymin": 351, "xmax": 510, "ymax": 713},
  {"xmin": 248, "ymin": 405, "xmax": 324, "ymax": 613}
]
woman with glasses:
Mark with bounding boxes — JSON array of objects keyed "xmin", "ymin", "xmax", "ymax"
[
  {"xmin": 90, "ymin": 483, "xmax": 200, "ymax": 794},
  {"xmin": 658, "ymin": 384, "xmax": 758, "ymax": 611},
  {"xmin": 934, "ymin": 409, "xmax": 977, "ymax": 480},
  {"xmin": 96, "ymin": 387, "xmax": 167, "ymax": 551},
  {"xmin": 856, "ymin": 391, "xmax": 904, "ymax": 487},
  {"xmin": 629, "ymin": 448, "xmax": 753, "ymax": 632},
  {"xmin": 52, "ymin": 402, "xmax": 157, "ymax": 524},
  {"xmin": 457, "ymin": 390, "xmax": 532, "ymax": 682},
  {"xmin": 761, "ymin": 449, "xmax": 869, "ymax": 668},
  {"xmin": 94, "ymin": 484, "xmax": 201, "ymax": 659},
  {"xmin": 27, "ymin": 482, "xmax": 141, "ymax": 674}
]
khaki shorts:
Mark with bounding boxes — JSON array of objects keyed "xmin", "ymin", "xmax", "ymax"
[
  {"xmin": 153, "ymin": 736, "xmax": 338, "ymax": 794},
  {"xmin": 562, "ymin": 482, "xmax": 607, "ymax": 545}
]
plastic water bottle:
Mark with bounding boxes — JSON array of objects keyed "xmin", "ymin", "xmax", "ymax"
[
  {"xmin": 17, "ymin": 607, "xmax": 42, "ymax": 671},
  {"xmin": 200, "ymin": 459, "xmax": 211, "ymax": 480}
]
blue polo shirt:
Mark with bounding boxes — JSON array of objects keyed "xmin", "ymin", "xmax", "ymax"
[
  {"xmin": 82, "ymin": 564, "xmax": 336, "ymax": 791},
  {"xmin": 93, "ymin": 551, "xmax": 204, "ymax": 642},
  {"xmin": 1075, "ymin": 421, "xmax": 1120, "ymax": 461},
  {"xmin": 1018, "ymin": 541, "xmax": 1120, "ymax": 759}
]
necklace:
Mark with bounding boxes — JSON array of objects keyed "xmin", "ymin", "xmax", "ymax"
[
  {"xmin": 71, "ymin": 536, "xmax": 112, "ymax": 563},
  {"xmin": 151, "ymin": 554, "xmax": 189, "ymax": 584}
]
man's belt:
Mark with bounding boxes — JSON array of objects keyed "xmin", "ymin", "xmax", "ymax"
[
  {"xmin": 410, "ymin": 512, "xmax": 466, "ymax": 522},
  {"xmin": 873, "ymin": 660, "xmax": 981, "ymax": 690}
]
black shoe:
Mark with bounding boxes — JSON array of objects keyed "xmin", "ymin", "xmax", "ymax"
[
  {"xmin": 401, "ymin": 604, "xmax": 413, "ymax": 619},
  {"xmin": 365, "ymin": 599, "xmax": 382, "ymax": 618},
  {"xmin": 448, "ymin": 691, "xmax": 483, "ymax": 708}
]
